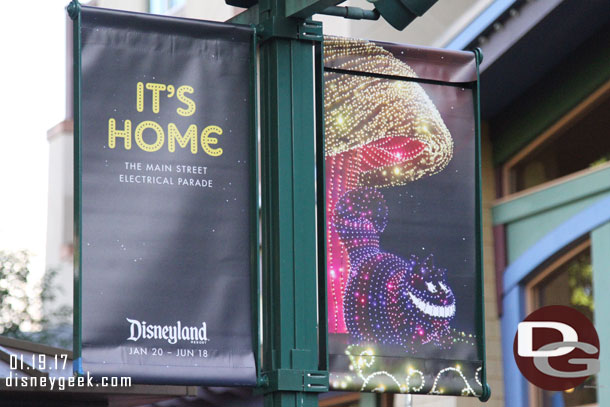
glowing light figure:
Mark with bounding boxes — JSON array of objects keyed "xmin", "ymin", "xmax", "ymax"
[
  {"xmin": 323, "ymin": 36, "xmax": 454, "ymax": 333},
  {"xmin": 342, "ymin": 345, "xmax": 481, "ymax": 396},
  {"xmin": 334, "ymin": 188, "xmax": 456, "ymax": 348}
]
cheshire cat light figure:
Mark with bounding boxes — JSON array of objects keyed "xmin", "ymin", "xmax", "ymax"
[
  {"xmin": 324, "ymin": 36, "xmax": 455, "ymax": 339},
  {"xmin": 334, "ymin": 188, "xmax": 456, "ymax": 348}
]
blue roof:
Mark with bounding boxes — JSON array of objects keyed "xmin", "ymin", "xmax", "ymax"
[{"xmin": 445, "ymin": 0, "xmax": 518, "ymax": 50}]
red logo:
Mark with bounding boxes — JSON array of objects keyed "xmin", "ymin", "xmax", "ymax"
[{"xmin": 513, "ymin": 305, "xmax": 600, "ymax": 391}]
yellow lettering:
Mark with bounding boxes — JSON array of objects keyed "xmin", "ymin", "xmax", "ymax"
[
  {"xmin": 135, "ymin": 121, "xmax": 165, "ymax": 152},
  {"xmin": 108, "ymin": 119, "xmax": 132, "ymax": 150},
  {"xmin": 145, "ymin": 83, "xmax": 166, "ymax": 113},
  {"xmin": 168, "ymin": 123, "xmax": 198, "ymax": 154},
  {"xmin": 136, "ymin": 82, "xmax": 144, "ymax": 112},
  {"xmin": 176, "ymin": 86, "xmax": 196, "ymax": 117},
  {"xmin": 201, "ymin": 125, "xmax": 223, "ymax": 156}
]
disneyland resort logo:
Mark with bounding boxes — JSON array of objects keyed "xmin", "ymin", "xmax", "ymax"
[{"xmin": 126, "ymin": 318, "xmax": 209, "ymax": 345}]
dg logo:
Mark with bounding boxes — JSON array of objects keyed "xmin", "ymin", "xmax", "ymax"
[{"xmin": 513, "ymin": 305, "xmax": 600, "ymax": 391}]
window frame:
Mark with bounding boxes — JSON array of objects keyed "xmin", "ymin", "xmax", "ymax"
[
  {"xmin": 501, "ymin": 79, "xmax": 610, "ymax": 197},
  {"xmin": 525, "ymin": 239, "xmax": 596, "ymax": 407}
]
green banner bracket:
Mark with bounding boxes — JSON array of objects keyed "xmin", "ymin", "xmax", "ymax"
[
  {"xmin": 257, "ymin": 16, "xmax": 322, "ymax": 42},
  {"xmin": 258, "ymin": 369, "xmax": 330, "ymax": 394}
]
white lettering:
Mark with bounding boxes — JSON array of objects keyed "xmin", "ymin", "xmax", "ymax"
[{"xmin": 518, "ymin": 321, "xmax": 577, "ymax": 357}]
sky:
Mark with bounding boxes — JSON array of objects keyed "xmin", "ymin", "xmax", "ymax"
[{"xmin": 0, "ymin": 1, "xmax": 68, "ymax": 278}]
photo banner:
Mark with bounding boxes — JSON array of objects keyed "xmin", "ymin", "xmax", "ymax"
[
  {"xmin": 324, "ymin": 37, "xmax": 485, "ymax": 396},
  {"xmin": 73, "ymin": 5, "xmax": 256, "ymax": 385}
]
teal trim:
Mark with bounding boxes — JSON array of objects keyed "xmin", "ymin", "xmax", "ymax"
[
  {"xmin": 505, "ymin": 194, "xmax": 608, "ymax": 263},
  {"xmin": 503, "ymin": 195, "xmax": 610, "ymax": 293},
  {"xmin": 492, "ymin": 31, "xmax": 610, "ymax": 165},
  {"xmin": 493, "ymin": 165, "xmax": 610, "ymax": 225},
  {"xmin": 500, "ymin": 197, "xmax": 610, "ymax": 407},
  {"xmin": 592, "ymin": 222, "xmax": 610, "ymax": 406}
]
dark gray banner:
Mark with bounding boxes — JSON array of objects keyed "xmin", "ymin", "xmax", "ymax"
[{"xmin": 76, "ymin": 6, "xmax": 256, "ymax": 385}]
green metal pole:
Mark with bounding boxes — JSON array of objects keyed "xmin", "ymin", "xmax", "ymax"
[
  {"xmin": 257, "ymin": 1, "xmax": 328, "ymax": 407},
  {"xmin": 67, "ymin": 0, "xmax": 83, "ymax": 374}
]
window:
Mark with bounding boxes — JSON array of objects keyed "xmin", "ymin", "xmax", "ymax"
[
  {"xmin": 503, "ymin": 81, "xmax": 610, "ymax": 195},
  {"xmin": 526, "ymin": 241, "xmax": 597, "ymax": 407}
]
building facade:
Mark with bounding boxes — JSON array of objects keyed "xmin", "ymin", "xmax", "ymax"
[
  {"xmin": 41, "ymin": 1, "xmax": 610, "ymax": 406},
  {"xmin": 447, "ymin": 1, "xmax": 610, "ymax": 406}
]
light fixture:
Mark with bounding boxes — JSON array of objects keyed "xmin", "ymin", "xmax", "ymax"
[
  {"xmin": 368, "ymin": 0, "xmax": 438, "ymax": 30},
  {"xmin": 224, "ymin": 0, "xmax": 257, "ymax": 8}
]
